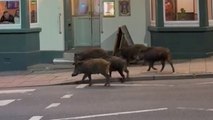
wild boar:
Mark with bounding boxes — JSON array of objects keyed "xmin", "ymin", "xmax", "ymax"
[
  {"xmin": 107, "ymin": 56, "xmax": 129, "ymax": 82},
  {"xmin": 117, "ymin": 44, "xmax": 147, "ymax": 64},
  {"xmin": 142, "ymin": 47, "xmax": 175, "ymax": 72},
  {"xmin": 72, "ymin": 58, "xmax": 111, "ymax": 86},
  {"xmin": 74, "ymin": 48, "xmax": 109, "ymax": 62}
]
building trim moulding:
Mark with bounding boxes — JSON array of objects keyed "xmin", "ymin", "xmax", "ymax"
[
  {"xmin": 0, "ymin": 28, "xmax": 41, "ymax": 34},
  {"xmin": 148, "ymin": 26, "xmax": 213, "ymax": 32}
]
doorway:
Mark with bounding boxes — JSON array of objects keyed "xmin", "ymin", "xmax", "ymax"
[{"xmin": 64, "ymin": 0, "xmax": 101, "ymax": 51}]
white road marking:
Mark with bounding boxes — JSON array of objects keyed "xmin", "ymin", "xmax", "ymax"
[
  {"xmin": 51, "ymin": 108, "xmax": 168, "ymax": 120},
  {"xmin": 177, "ymin": 107, "xmax": 213, "ymax": 112},
  {"xmin": 46, "ymin": 103, "xmax": 61, "ymax": 109},
  {"xmin": 29, "ymin": 116, "xmax": 43, "ymax": 120},
  {"xmin": 177, "ymin": 107, "xmax": 206, "ymax": 111},
  {"xmin": 0, "ymin": 99, "xmax": 16, "ymax": 106},
  {"xmin": 195, "ymin": 82, "xmax": 213, "ymax": 85},
  {"xmin": 0, "ymin": 89, "xmax": 36, "ymax": 94},
  {"xmin": 206, "ymin": 109, "xmax": 213, "ymax": 111},
  {"xmin": 61, "ymin": 94, "xmax": 73, "ymax": 99},
  {"xmin": 76, "ymin": 84, "xmax": 88, "ymax": 89}
]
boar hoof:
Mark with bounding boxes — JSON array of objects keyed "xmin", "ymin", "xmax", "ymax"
[
  {"xmin": 104, "ymin": 83, "xmax": 110, "ymax": 87},
  {"xmin": 119, "ymin": 78, "xmax": 125, "ymax": 83}
]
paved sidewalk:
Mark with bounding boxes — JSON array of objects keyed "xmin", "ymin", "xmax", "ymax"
[{"xmin": 0, "ymin": 58, "xmax": 213, "ymax": 88}]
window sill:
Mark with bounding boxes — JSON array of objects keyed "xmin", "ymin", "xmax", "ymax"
[
  {"xmin": 0, "ymin": 28, "xmax": 41, "ymax": 33},
  {"xmin": 164, "ymin": 21, "xmax": 199, "ymax": 27},
  {"xmin": 148, "ymin": 26, "xmax": 213, "ymax": 32},
  {"xmin": 0, "ymin": 24, "xmax": 21, "ymax": 29}
]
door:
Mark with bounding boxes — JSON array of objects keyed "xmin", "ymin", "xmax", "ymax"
[{"xmin": 64, "ymin": 0, "xmax": 101, "ymax": 50}]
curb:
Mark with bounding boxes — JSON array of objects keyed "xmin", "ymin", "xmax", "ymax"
[
  {"xmin": 1, "ymin": 72, "xmax": 213, "ymax": 89},
  {"xmin": 55, "ymin": 72, "xmax": 213, "ymax": 86}
]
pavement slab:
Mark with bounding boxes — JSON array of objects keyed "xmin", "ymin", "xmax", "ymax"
[{"xmin": 0, "ymin": 58, "xmax": 212, "ymax": 88}]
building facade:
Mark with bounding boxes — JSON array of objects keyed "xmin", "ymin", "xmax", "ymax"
[
  {"xmin": 149, "ymin": 0, "xmax": 213, "ymax": 59},
  {"xmin": 0, "ymin": 0, "xmax": 213, "ymax": 71}
]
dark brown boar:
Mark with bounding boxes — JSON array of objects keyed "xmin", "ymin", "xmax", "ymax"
[
  {"xmin": 74, "ymin": 48, "xmax": 109, "ymax": 62},
  {"xmin": 117, "ymin": 44, "xmax": 147, "ymax": 64},
  {"xmin": 72, "ymin": 58, "xmax": 111, "ymax": 86},
  {"xmin": 142, "ymin": 47, "xmax": 175, "ymax": 72},
  {"xmin": 107, "ymin": 56, "xmax": 129, "ymax": 82}
]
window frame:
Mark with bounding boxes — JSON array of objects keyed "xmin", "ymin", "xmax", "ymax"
[
  {"xmin": 150, "ymin": 0, "xmax": 156, "ymax": 26},
  {"xmin": 29, "ymin": 0, "xmax": 39, "ymax": 28},
  {"xmin": 0, "ymin": 0, "xmax": 21, "ymax": 29},
  {"xmin": 208, "ymin": 0, "xmax": 213, "ymax": 26},
  {"xmin": 163, "ymin": 0, "xmax": 200, "ymax": 27}
]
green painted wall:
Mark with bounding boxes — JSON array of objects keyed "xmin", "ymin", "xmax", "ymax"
[
  {"xmin": 0, "ymin": 29, "xmax": 41, "ymax": 71},
  {"xmin": 149, "ymin": 27, "xmax": 213, "ymax": 59}
]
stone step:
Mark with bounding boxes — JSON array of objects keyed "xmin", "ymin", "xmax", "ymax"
[{"xmin": 53, "ymin": 58, "xmax": 74, "ymax": 64}]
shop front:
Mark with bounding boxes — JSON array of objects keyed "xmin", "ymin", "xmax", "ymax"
[
  {"xmin": 0, "ymin": 0, "xmax": 41, "ymax": 71},
  {"xmin": 0, "ymin": 0, "xmax": 148, "ymax": 71},
  {"xmin": 149, "ymin": 0, "xmax": 213, "ymax": 59}
]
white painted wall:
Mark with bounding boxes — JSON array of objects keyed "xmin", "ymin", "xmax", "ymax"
[
  {"xmin": 101, "ymin": 0, "xmax": 148, "ymax": 51},
  {"xmin": 38, "ymin": 0, "xmax": 65, "ymax": 51},
  {"xmin": 37, "ymin": 0, "xmax": 148, "ymax": 51}
]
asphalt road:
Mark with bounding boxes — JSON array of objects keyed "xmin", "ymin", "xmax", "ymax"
[{"xmin": 0, "ymin": 78, "xmax": 213, "ymax": 120}]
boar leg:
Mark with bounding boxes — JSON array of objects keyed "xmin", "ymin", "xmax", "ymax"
[
  {"xmin": 81, "ymin": 74, "xmax": 88, "ymax": 83},
  {"xmin": 151, "ymin": 66, "xmax": 157, "ymax": 70},
  {"xmin": 118, "ymin": 70, "xmax": 125, "ymax": 83},
  {"xmin": 160, "ymin": 60, "xmax": 166, "ymax": 72},
  {"xmin": 109, "ymin": 69, "xmax": 112, "ymax": 77},
  {"xmin": 88, "ymin": 74, "xmax": 93, "ymax": 86},
  {"xmin": 167, "ymin": 60, "xmax": 175, "ymax": 72},
  {"xmin": 102, "ymin": 73, "xmax": 110, "ymax": 87},
  {"xmin": 124, "ymin": 68, "xmax": 129, "ymax": 79},
  {"xmin": 147, "ymin": 62, "xmax": 155, "ymax": 71}
]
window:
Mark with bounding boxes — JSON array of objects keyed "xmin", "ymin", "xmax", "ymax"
[
  {"xmin": 72, "ymin": 0, "xmax": 89, "ymax": 16},
  {"xmin": 164, "ymin": 0, "xmax": 199, "ymax": 27},
  {"xmin": 29, "ymin": 0, "xmax": 37, "ymax": 24},
  {"xmin": 150, "ymin": 0, "xmax": 156, "ymax": 26},
  {"xmin": 165, "ymin": 0, "xmax": 198, "ymax": 21},
  {"xmin": 93, "ymin": 0, "xmax": 100, "ymax": 16},
  {"xmin": 0, "ymin": 0, "xmax": 20, "ymax": 28},
  {"xmin": 208, "ymin": 0, "xmax": 213, "ymax": 26},
  {"xmin": 71, "ymin": 0, "xmax": 100, "ymax": 16},
  {"xmin": 208, "ymin": 0, "xmax": 213, "ymax": 20}
]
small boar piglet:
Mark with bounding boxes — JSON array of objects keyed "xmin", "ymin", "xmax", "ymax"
[
  {"xmin": 142, "ymin": 47, "xmax": 175, "ymax": 72},
  {"xmin": 117, "ymin": 44, "xmax": 147, "ymax": 65},
  {"xmin": 72, "ymin": 58, "xmax": 111, "ymax": 86},
  {"xmin": 74, "ymin": 48, "xmax": 109, "ymax": 62},
  {"xmin": 107, "ymin": 56, "xmax": 129, "ymax": 82}
]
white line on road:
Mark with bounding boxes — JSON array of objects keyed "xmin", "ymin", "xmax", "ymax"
[
  {"xmin": 51, "ymin": 108, "xmax": 168, "ymax": 120},
  {"xmin": 61, "ymin": 94, "xmax": 73, "ymax": 99},
  {"xmin": 76, "ymin": 84, "xmax": 88, "ymax": 89},
  {"xmin": 0, "ymin": 99, "xmax": 16, "ymax": 106},
  {"xmin": 206, "ymin": 109, "xmax": 213, "ymax": 111},
  {"xmin": 46, "ymin": 103, "xmax": 61, "ymax": 109},
  {"xmin": 177, "ymin": 107, "xmax": 213, "ymax": 112},
  {"xmin": 29, "ymin": 116, "xmax": 43, "ymax": 120},
  {"xmin": 195, "ymin": 82, "xmax": 213, "ymax": 85},
  {"xmin": 177, "ymin": 107, "xmax": 205, "ymax": 111},
  {"xmin": 0, "ymin": 89, "xmax": 36, "ymax": 94}
]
